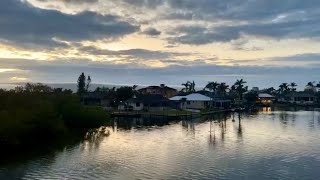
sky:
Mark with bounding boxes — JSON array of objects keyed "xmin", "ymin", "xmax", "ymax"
[{"xmin": 0, "ymin": 0, "xmax": 320, "ymax": 89}]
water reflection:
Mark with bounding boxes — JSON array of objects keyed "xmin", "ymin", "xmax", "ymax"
[{"xmin": 2, "ymin": 109, "xmax": 320, "ymax": 180}]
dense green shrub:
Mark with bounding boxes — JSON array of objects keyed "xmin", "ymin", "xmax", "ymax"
[{"xmin": 0, "ymin": 90, "xmax": 110, "ymax": 147}]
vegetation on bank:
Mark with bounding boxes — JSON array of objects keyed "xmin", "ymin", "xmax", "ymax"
[{"xmin": 0, "ymin": 83, "xmax": 110, "ymax": 148}]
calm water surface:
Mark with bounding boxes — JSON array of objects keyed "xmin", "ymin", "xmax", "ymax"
[{"xmin": 1, "ymin": 109, "xmax": 320, "ymax": 180}]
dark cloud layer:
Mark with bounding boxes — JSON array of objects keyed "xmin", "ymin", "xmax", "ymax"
[
  {"xmin": 1, "ymin": 54, "xmax": 320, "ymax": 88},
  {"xmin": 77, "ymin": 46, "xmax": 190, "ymax": 60},
  {"xmin": 141, "ymin": 28, "xmax": 162, "ymax": 36},
  {"xmin": 118, "ymin": 0, "xmax": 320, "ymax": 44},
  {"xmin": 0, "ymin": 0, "xmax": 139, "ymax": 48}
]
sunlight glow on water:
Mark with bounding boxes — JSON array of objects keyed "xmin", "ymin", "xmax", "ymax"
[{"xmin": 1, "ymin": 110, "xmax": 320, "ymax": 180}]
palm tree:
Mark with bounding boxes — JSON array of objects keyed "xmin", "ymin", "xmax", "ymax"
[
  {"xmin": 278, "ymin": 83, "xmax": 289, "ymax": 95},
  {"xmin": 265, "ymin": 87, "xmax": 276, "ymax": 95},
  {"xmin": 306, "ymin": 81, "xmax": 316, "ymax": 93},
  {"xmin": 181, "ymin": 81, "xmax": 190, "ymax": 93},
  {"xmin": 306, "ymin": 81, "xmax": 315, "ymax": 88},
  {"xmin": 204, "ymin": 81, "xmax": 219, "ymax": 94},
  {"xmin": 181, "ymin": 81, "xmax": 196, "ymax": 93},
  {"xmin": 217, "ymin": 83, "xmax": 229, "ymax": 96},
  {"xmin": 234, "ymin": 79, "xmax": 248, "ymax": 101},
  {"xmin": 190, "ymin": 81, "xmax": 196, "ymax": 92},
  {"xmin": 289, "ymin": 82, "xmax": 297, "ymax": 92}
]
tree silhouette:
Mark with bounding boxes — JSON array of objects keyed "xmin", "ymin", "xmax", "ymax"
[
  {"xmin": 77, "ymin": 72, "xmax": 86, "ymax": 95},
  {"xmin": 86, "ymin": 75, "xmax": 91, "ymax": 92},
  {"xmin": 217, "ymin": 83, "xmax": 229, "ymax": 96},
  {"xmin": 204, "ymin": 81, "xmax": 219, "ymax": 95},
  {"xmin": 233, "ymin": 79, "xmax": 248, "ymax": 101},
  {"xmin": 289, "ymin": 82, "xmax": 297, "ymax": 92}
]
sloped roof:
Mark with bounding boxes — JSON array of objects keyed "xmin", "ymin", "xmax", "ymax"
[
  {"xmin": 170, "ymin": 93, "xmax": 211, "ymax": 101},
  {"xmin": 258, "ymin": 93, "xmax": 275, "ymax": 98},
  {"xmin": 138, "ymin": 86, "xmax": 177, "ymax": 91}
]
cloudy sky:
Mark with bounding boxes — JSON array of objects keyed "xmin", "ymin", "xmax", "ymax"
[{"xmin": 1, "ymin": 0, "xmax": 320, "ymax": 89}]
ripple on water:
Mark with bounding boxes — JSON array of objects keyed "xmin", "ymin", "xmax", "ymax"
[{"xmin": 2, "ymin": 110, "xmax": 320, "ymax": 180}]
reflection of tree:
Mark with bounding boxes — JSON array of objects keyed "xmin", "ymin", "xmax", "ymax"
[
  {"xmin": 209, "ymin": 120, "xmax": 216, "ymax": 146},
  {"xmin": 279, "ymin": 111, "xmax": 289, "ymax": 127},
  {"xmin": 83, "ymin": 127, "xmax": 110, "ymax": 151},
  {"xmin": 317, "ymin": 112, "xmax": 320, "ymax": 127},
  {"xmin": 237, "ymin": 113, "xmax": 243, "ymax": 139},
  {"xmin": 309, "ymin": 111, "xmax": 315, "ymax": 129},
  {"xmin": 290, "ymin": 112, "xmax": 296, "ymax": 127},
  {"xmin": 182, "ymin": 120, "xmax": 195, "ymax": 134}
]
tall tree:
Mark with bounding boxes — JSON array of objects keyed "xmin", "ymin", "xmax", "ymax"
[
  {"xmin": 116, "ymin": 86, "xmax": 134, "ymax": 102},
  {"xmin": 289, "ymin": 82, "xmax": 297, "ymax": 92},
  {"xmin": 204, "ymin": 81, "xmax": 219, "ymax": 95},
  {"xmin": 233, "ymin": 79, "xmax": 248, "ymax": 101},
  {"xmin": 86, "ymin": 75, "xmax": 91, "ymax": 92},
  {"xmin": 217, "ymin": 83, "xmax": 229, "ymax": 96},
  {"xmin": 77, "ymin": 72, "xmax": 86, "ymax": 95},
  {"xmin": 305, "ymin": 81, "xmax": 316, "ymax": 93},
  {"xmin": 278, "ymin": 83, "xmax": 289, "ymax": 95},
  {"xmin": 181, "ymin": 81, "xmax": 196, "ymax": 93}
]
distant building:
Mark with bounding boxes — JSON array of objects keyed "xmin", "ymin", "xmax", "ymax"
[
  {"xmin": 118, "ymin": 94, "xmax": 170, "ymax": 111},
  {"xmin": 83, "ymin": 92, "xmax": 115, "ymax": 109},
  {"xmin": 257, "ymin": 93, "xmax": 275, "ymax": 105},
  {"xmin": 170, "ymin": 93, "xmax": 231, "ymax": 110},
  {"xmin": 196, "ymin": 90, "xmax": 231, "ymax": 109},
  {"xmin": 281, "ymin": 92, "xmax": 317, "ymax": 105},
  {"xmin": 138, "ymin": 85, "xmax": 178, "ymax": 98}
]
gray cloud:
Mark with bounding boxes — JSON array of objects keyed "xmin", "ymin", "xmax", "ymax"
[
  {"xmin": 0, "ymin": 0, "xmax": 139, "ymax": 49},
  {"xmin": 270, "ymin": 53, "xmax": 320, "ymax": 62},
  {"xmin": 77, "ymin": 46, "xmax": 190, "ymax": 60},
  {"xmin": 1, "ymin": 57, "xmax": 320, "ymax": 89},
  {"xmin": 26, "ymin": 0, "xmax": 320, "ymax": 45},
  {"xmin": 37, "ymin": 0, "xmax": 98, "ymax": 4},
  {"xmin": 168, "ymin": 17, "xmax": 320, "ymax": 45},
  {"xmin": 141, "ymin": 28, "xmax": 162, "ymax": 36}
]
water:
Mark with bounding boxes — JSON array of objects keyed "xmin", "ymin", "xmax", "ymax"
[{"xmin": 1, "ymin": 109, "xmax": 320, "ymax": 180}]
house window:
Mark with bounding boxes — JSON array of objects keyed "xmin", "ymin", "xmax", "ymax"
[
  {"xmin": 136, "ymin": 103, "xmax": 140, "ymax": 107},
  {"xmin": 187, "ymin": 101, "xmax": 191, "ymax": 105}
]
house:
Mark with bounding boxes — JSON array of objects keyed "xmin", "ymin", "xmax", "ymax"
[
  {"xmin": 138, "ymin": 85, "xmax": 178, "ymax": 98},
  {"xmin": 257, "ymin": 93, "xmax": 275, "ymax": 105},
  {"xmin": 197, "ymin": 90, "xmax": 231, "ymax": 109},
  {"xmin": 281, "ymin": 92, "xmax": 317, "ymax": 105},
  {"xmin": 118, "ymin": 94, "xmax": 170, "ymax": 111},
  {"xmin": 82, "ymin": 92, "xmax": 115, "ymax": 108},
  {"xmin": 170, "ymin": 93, "xmax": 212, "ymax": 110}
]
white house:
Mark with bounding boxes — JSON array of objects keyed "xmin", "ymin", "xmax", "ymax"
[
  {"xmin": 281, "ymin": 92, "xmax": 317, "ymax": 105},
  {"xmin": 170, "ymin": 93, "xmax": 212, "ymax": 110}
]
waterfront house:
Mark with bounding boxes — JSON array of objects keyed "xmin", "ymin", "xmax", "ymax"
[
  {"xmin": 257, "ymin": 93, "xmax": 275, "ymax": 105},
  {"xmin": 138, "ymin": 85, "xmax": 178, "ymax": 98},
  {"xmin": 118, "ymin": 94, "xmax": 170, "ymax": 111},
  {"xmin": 281, "ymin": 92, "xmax": 317, "ymax": 105},
  {"xmin": 197, "ymin": 90, "xmax": 231, "ymax": 109},
  {"xmin": 170, "ymin": 93, "xmax": 212, "ymax": 110},
  {"xmin": 83, "ymin": 92, "xmax": 115, "ymax": 109}
]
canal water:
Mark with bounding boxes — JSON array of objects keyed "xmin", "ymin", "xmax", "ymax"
[{"xmin": 1, "ymin": 109, "xmax": 320, "ymax": 180}]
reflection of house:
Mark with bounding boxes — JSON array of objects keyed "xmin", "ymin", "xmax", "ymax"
[
  {"xmin": 170, "ymin": 93, "xmax": 212, "ymax": 110},
  {"xmin": 118, "ymin": 94, "xmax": 170, "ymax": 111},
  {"xmin": 257, "ymin": 93, "xmax": 275, "ymax": 105},
  {"xmin": 83, "ymin": 92, "xmax": 115, "ymax": 108},
  {"xmin": 282, "ymin": 92, "xmax": 317, "ymax": 105},
  {"xmin": 138, "ymin": 85, "xmax": 178, "ymax": 98}
]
